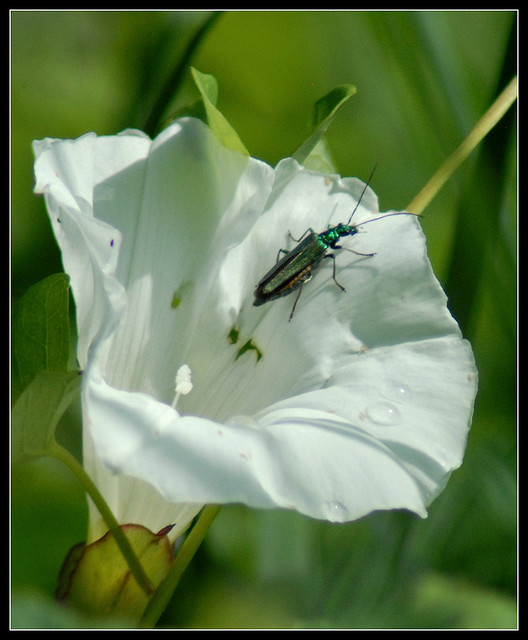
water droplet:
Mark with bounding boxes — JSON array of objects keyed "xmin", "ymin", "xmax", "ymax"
[
  {"xmin": 323, "ymin": 501, "xmax": 348, "ymax": 521},
  {"xmin": 365, "ymin": 402, "xmax": 401, "ymax": 426},
  {"xmin": 382, "ymin": 383, "xmax": 411, "ymax": 401},
  {"xmin": 397, "ymin": 384, "xmax": 410, "ymax": 397}
]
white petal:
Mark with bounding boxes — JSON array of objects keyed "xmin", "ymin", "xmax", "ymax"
[
  {"xmin": 34, "ymin": 118, "xmax": 477, "ymax": 526},
  {"xmin": 83, "ymin": 329, "xmax": 476, "ymax": 523}
]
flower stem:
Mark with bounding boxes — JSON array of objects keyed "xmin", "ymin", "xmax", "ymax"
[
  {"xmin": 406, "ymin": 75, "xmax": 517, "ymax": 216},
  {"xmin": 138, "ymin": 504, "xmax": 222, "ymax": 628},
  {"xmin": 48, "ymin": 442, "xmax": 154, "ymax": 595}
]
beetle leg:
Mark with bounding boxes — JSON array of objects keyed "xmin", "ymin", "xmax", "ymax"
[
  {"xmin": 324, "ymin": 253, "xmax": 346, "ymax": 292},
  {"xmin": 342, "ymin": 246, "xmax": 375, "ymax": 257},
  {"xmin": 289, "ymin": 283, "xmax": 304, "ymax": 322},
  {"xmin": 289, "ymin": 227, "xmax": 314, "ymax": 243}
]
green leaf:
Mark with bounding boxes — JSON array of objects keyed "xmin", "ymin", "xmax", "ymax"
[
  {"xmin": 293, "ymin": 84, "xmax": 357, "ymax": 170},
  {"xmin": 190, "ymin": 67, "xmax": 249, "ymax": 155},
  {"xmin": 301, "ymin": 138, "xmax": 339, "ymax": 174},
  {"xmin": 192, "ymin": 66, "xmax": 218, "ymax": 105},
  {"xmin": 312, "ymin": 84, "xmax": 358, "ymax": 130},
  {"xmin": 12, "ymin": 273, "xmax": 71, "ymax": 401},
  {"xmin": 11, "ymin": 370, "xmax": 82, "ymax": 466}
]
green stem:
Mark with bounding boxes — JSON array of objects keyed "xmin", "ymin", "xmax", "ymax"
[
  {"xmin": 406, "ymin": 75, "xmax": 517, "ymax": 216},
  {"xmin": 138, "ymin": 504, "xmax": 221, "ymax": 628},
  {"xmin": 49, "ymin": 442, "xmax": 154, "ymax": 596}
]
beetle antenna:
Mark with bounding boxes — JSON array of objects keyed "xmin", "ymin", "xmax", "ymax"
[
  {"xmin": 347, "ymin": 160, "xmax": 379, "ymax": 225},
  {"xmin": 355, "ymin": 211, "xmax": 423, "ymax": 229}
]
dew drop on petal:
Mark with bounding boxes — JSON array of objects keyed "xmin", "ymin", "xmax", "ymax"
[
  {"xmin": 365, "ymin": 402, "xmax": 401, "ymax": 426},
  {"xmin": 382, "ymin": 383, "xmax": 411, "ymax": 401},
  {"xmin": 323, "ymin": 501, "xmax": 349, "ymax": 521},
  {"xmin": 396, "ymin": 384, "xmax": 411, "ymax": 397}
]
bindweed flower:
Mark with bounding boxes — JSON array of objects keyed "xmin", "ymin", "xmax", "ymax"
[{"xmin": 33, "ymin": 117, "xmax": 477, "ymax": 539}]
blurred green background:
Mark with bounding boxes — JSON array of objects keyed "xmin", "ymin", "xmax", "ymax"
[{"xmin": 11, "ymin": 10, "xmax": 516, "ymax": 629}]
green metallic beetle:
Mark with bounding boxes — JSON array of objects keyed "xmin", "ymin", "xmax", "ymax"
[{"xmin": 253, "ymin": 174, "xmax": 417, "ymax": 320}]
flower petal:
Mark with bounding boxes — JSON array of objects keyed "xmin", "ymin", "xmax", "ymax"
[
  {"xmin": 34, "ymin": 117, "xmax": 477, "ymax": 527},
  {"xmin": 84, "ymin": 332, "xmax": 476, "ymax": 523}
]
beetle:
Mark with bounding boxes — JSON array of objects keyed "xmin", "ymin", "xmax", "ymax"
[{"xmin": 253, "ymin": 173, "xmax": 417, "ymax": 320}]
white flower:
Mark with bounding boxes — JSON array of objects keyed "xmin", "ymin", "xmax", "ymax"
[{"xmin": 33, "ymin": 117, "xmax": 477, "ymax": 538}]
